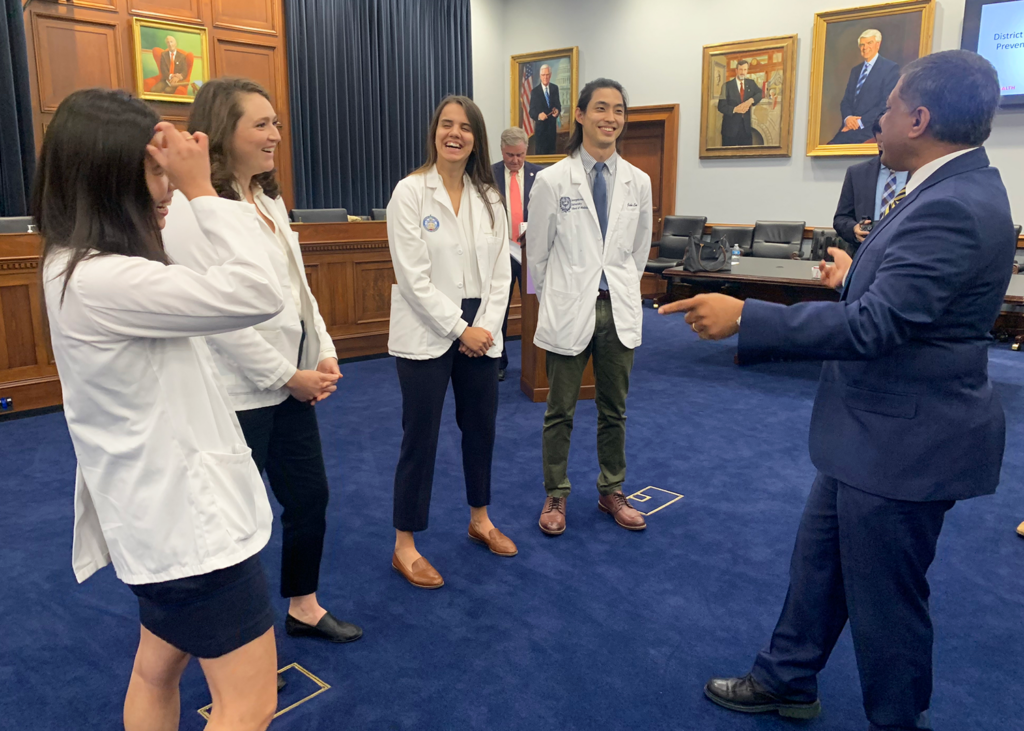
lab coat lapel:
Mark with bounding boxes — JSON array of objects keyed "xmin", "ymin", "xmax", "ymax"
[
  {"xmin": 469, "ymin": 183, "xmax": 493, "ymax": 286},
  {"xmin": 606, "ymin": 160, "xmax": 633, "ymax": 244},
  {"xmin": 569, "ymin": 154, "xmax": 601, "ymax": 237}
]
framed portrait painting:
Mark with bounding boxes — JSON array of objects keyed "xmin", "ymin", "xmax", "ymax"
[
  {"xmin": 699, "ymin": 35, "xmax": 798, "ymax": 159},
  {"xmin": 510, "ymin": 47, "xmax": 579, "ymax": 164},
  {"xmin": 806, "ymin": 0, "xmax": 935, "ymax": 156},
  {"xmin": 132, "ymin": 18, "xmax": 210, "ymax": 103}
]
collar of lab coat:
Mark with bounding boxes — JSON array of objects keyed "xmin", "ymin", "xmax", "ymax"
[
  {"xmin": 567, "ymin": 150, "xmax": 634, "ymax": 239},
  {"xmin": 424, "ymin": 165, "xmax": 496, "ymax": 285}
]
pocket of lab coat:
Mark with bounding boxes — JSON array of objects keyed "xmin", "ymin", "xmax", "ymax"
[
  {"xmin": 542, "ymin": 287, "xmax": 581, "ymax": 343},
  {"xmin": 200, "ymin": 448, "xmax": 260, "ymax": 542}
]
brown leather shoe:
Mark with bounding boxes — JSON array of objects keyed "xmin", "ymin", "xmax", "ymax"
[
  {"xmin": 391, "ymin": 552, "xmax": 444, "ymax": 589},
  {"xmin": 598, "ymin": 492, "xmax": 647, "ymax": 531},
  {"xmin": 468, "ymin": 524, "xmax": 518, "ymax": 556},
  {"xmin": 539, "ymin": 496, "xmax": 567, "ymax": 535}
]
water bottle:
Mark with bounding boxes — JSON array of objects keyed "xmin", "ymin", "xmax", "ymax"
[{"xmin": 729, "ymin": 236, "xmax": 741, "ymax": 266}]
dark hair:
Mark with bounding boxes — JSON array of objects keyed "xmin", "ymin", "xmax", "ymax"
[
  {"xmin": 897, "ymin": 50, "xmax": 1000, "ymax": 146},
  {"xmin": 736, "ymin": 60, "xmax": 751, "ymax": 68},
  {"xmin": 566, "ymin": 78, "xmax": 629, "ymax": 155},
  {"xmin": 415, "ymin": 95, "xmax": 501, "ymax": 228},
  {"xmin": 32, "ymin": 88, "xmax": 168, "ymax": 305},
  {"xmin": 871, "ymin": 118, "xmax": 882, "ymax": 136},
  {"xmin": 188, "ymin": 77, "xmax": 281, "ymax": 200}
]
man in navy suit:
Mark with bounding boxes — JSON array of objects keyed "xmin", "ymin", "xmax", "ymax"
[
  {"xmin": 834, "ymin": 120, "xmax": 909, "ymax": 255},
  {"xmin": 528, "ymin": 64, "xmax": 562, "ymax": 155},
  {"xmin": 717, "ymin": 59, "xmax": 763, "ymax": 146},
  {"xmin": 829, "ymin": 30, "xmax": 900, "ymax": 145},
  {"xmin": 492, "ymin": 127, "xmax": 542, "ymax": 381},
  {"xmin": 661, "ymin": 50, "xmax": 1012, "ymax": 730}
]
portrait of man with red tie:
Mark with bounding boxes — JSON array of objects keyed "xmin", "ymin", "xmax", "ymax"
[
  {"xmin": 718, "ymin": 59, "xmax": 763, "ymax": 146},
  {"xmin": 151, "ymin": 35, "xmax": 190, "ymax": 94}
]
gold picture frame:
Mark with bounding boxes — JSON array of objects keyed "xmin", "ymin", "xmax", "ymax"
[
  {"xmin": 806, "ymin": 0, "xmax": 935, "ymax": 157},
  {"xmin": 131, "ymin": 18, "xmax": 210, "ymax": 104},
  {"xmin": 510, "ymin": 47, "xmax": 579, "ymax": 164},
  {"xmin": 699, "ymin": 35, "xmax": 798, "ymax": 159}
]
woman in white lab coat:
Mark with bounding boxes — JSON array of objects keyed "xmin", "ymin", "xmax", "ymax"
[
  {"xmin": 387, "ymin": 95, "xmax": 516, "ymax": 589},
  {"xmin": 162, "ymin": 78, "xmax": 361, "ymax": 645},
  {"xmin": 36, "ymin": 89, "xmax": 283, "ymax": 731}
]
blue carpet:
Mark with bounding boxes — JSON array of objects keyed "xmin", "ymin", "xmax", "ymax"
[{"xmin": 1, "ymin": 307, "xmax": 1022, "ymax": 730}]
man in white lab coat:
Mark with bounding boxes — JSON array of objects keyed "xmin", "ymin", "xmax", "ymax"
[{"xmin": 527, "ymin": 78, "xmax": 654, "ymax": 536}]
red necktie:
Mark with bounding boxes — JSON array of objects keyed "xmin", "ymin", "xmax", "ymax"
[
  {"xmin": 510, "ymin": 170, "xmax": 522, "ymax": 244},
  {"xmin": 739, "ymin": 80, "xmax": 744, "ymax": 102}
]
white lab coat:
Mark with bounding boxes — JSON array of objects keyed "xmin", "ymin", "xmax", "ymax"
[
  {"xmin": 45, "ymin": 196, "xmax": 285, "ymax": 585},
  {"xmin": 162, "ymin": 188, "xmax": 337, "ymax": 410},
  {"xmin": 386, "ymin": 167, "xmax": 511, "ymax": 360},
  {"xmin": 526, "ymin": 152, "xmax": 653, "ymax": 356}
]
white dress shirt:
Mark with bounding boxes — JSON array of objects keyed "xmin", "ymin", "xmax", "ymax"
[{"xmin": 457, "ymin": 183, "xmax": 483, "ymax": 298}]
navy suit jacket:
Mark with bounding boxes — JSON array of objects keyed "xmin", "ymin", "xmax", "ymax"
[
  {"xmin": 838, "ymin": 56, "xmax": 900, "ymax": 132},
  {"xmin": 739, "ymin": 148, "xmax": 1015, "ymax": 502},
  {"xmin": 491, "ymin": 160, "xmax": 541, "ymax": 225},
  {"xmin": 833, "ymin": 156, "xmax": 881, "ymax": 251}
]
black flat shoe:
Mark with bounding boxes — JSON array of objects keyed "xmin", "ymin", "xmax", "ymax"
[
  {"xmin": 277, "ymin": 674, "xmax": 286, "ymax": 693},
  {"xmin": 498, "ymin": 368, "xmax": 506, "ymax": 382},
  {"xmin": 704, "ymin": 674, "xmax": 821, "ymax": 719},
  {"xmin": 285, "ymin": 611, "xmax": 363, "ymax": 643}
]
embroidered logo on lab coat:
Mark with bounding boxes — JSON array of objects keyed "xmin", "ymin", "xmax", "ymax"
[
  {"xmin": 559, "ymin": 197, "xmax": 572, "ymax": 212},
  {"xmin": 422, "ymin": 215, "xmax": 440, "ymax": 232}
]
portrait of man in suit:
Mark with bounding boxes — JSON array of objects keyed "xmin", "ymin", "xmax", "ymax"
[
  {"xmin": 717, "ymin": 60, "xmax": 764, "ymax": 146},
  {"xmin": 828, "ymin": 29, "xmax": 901, "ymax": 145},
  {"xmin": 528, "ymin": 64, "xmax": 562, "ymax": 155},
  {"xmin": 150, "ymin": 35, "xmax": 190, "ymax": 94}
]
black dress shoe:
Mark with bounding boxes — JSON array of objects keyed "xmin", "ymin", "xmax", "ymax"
[
  {"xmin": 285, "ymin": 612, "xmax": 363, "ymax": 643},
  {"xmin": 277, "ymin": 674, "xmax": 286, "ymax": 693},
  {"xmin": 704, "ymin": 674, "xmax": 821, "ymax": 719},
  {"xmin": 498, "ymin": 368, "xmax": 506, "ymax": 381}
]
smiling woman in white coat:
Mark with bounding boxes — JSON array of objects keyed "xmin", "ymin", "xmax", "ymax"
[
  {"xmin": 387, "ymin": 95, "xmax": 516, "ymax": 589},
  {"xmin": 36, "ymin": 90, "xmax": 285, "ymax": 731},
  {"xmin": 162, "ymin": 78, "xmax": 362, "ymax": 647}
]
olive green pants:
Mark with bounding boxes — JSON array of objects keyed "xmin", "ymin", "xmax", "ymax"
[{"xmin": 542, "ymin": 298, "xmax": 635, "ymax": 497}]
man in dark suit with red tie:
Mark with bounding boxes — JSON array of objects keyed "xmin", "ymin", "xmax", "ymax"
[
  {"xmin": 662, "ymin": 50, "xmax": 1013, "ymax": 731},
  {"xmin": 718, "ymin": 60, "xmax": 763, "ymax": 146},
  {"xmin": 528, "ymin": 64, "xmax": 562, "ymax": 155},
  {"xmin": 151, "ymin": 35, "xmax": 189, "ymax": 94},
  {"xmin": 491, "ymin": 127, "xmax": 541, "ymax": 381}
]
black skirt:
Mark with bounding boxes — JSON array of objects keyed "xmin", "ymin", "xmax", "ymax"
[{"xmin": 129, "ymin": 554, "xmax": 275, "ymax": 659}]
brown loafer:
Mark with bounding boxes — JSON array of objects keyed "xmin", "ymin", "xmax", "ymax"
[
  {"xmin": 1017, "ymin": 520, "xmax": 1024, "ymax": 538},
  {"xmin": 598, "ymin": 492, "xmax": 647, "ymax": 531},
  {"xmin": 468, "ymin": 524, "xmax": 518, "ymax": 557},
  {"xmin": 539, "ymin": 496, "xmax": 567, "ymax": 535},
  {"xmin": 391, "ymin": 552, "xmax": 444, "ymax": 589}
]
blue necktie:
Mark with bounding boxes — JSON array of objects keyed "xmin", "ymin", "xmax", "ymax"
[
  {"xmin": 593, "ymin": 162, "xmax": 608, "ymax": 240},
  {"xmin": 855, "ymin": 63, "xmax": 870, "ymax": 96},
  {"xmin": 880, "ymin": 170, "xmax": 898, "ymax": 210},
  {"xmin": 544, "ymin": 86, "xmax": 550, "ymax": 106}
]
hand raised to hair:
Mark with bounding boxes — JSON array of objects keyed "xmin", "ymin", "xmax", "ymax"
[{"xmin": 146, "ymin": 122, "xmax": 216, "ymax": 200}]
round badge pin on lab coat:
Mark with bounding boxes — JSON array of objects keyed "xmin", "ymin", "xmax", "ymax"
[{"xmin": 423, "ymin": 215, "xmax": 440, "ymax": 232}]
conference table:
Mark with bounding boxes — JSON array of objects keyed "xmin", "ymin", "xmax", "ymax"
[{"xmin": 662, "ymin": 258, "xmax": 1024, "ymax": 346}]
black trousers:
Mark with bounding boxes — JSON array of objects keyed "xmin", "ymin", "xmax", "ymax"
[
  {"xmin": 499, "ymin": 256, "xmax": 523, "ymax": 371},
  {"xmin": 750, "ymin": 473, "xmax": 953, "ymax": 731},
  {"xmin": 393, "ymin": 299, "xmax": 499, "ymax": 532},
  {"xmin": 236, "ymin": 396, "xmax": 330, "ymax": 598}
]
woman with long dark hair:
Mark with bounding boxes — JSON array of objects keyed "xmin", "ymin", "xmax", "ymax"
[
  {"xmin": 386, "ymin": 95, "xmax": 516, "ymax": 589},
  {"xmin": 37, "ymin": 88, "xmax": 285, "ymax": 730},
  {"xmin": 161, "ymin": 78, "xmax": 361, "ymax": 643}
]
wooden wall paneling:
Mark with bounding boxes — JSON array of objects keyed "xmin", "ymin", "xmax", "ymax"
[
  {"xmin": 212, "ymin": 0, "xmax": 276, "ymax": 35},
  {"xmin": 32, "ymin": 13, "xmax": 123, "ymax": 112},
  {"xmin": 54, "ymin": 0, "xmax": 117, "ymax": 12},
  {"xmin": 353, "ymin": 259, "xmax": 396, "ymax": 326},
  {"xmin": 127, "ymin": 0, "xmax": 203, "ymax": 24}
]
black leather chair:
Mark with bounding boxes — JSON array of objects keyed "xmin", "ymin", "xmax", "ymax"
[
  {"xmin": 289, "ymin": 208, "xmax": 348, "ymax": 223},
  {"xmin": 644, "ymin": 234, "xmax": 692, "ymax": 277},
  {"xmin": 661, "ymin": 215, "xmax": 706, "ymax": 239},
  {"xmin": 810, "ymin": 227, "xmax": 839, "ymax": 261},
  {"xmin": 371, "ymin": 208, "xmax": 387, "ymax": 221},
  {"xmin": 0, "ymin": 216, "xmax": 34, "ymax": 234},
  {"xmin": 1015, "ymin": 224, "xmax": 1022, "ymax": 237},
  {"xmin": 750, "ymin": 220, "xmax": 807, "ymax": 259},
  {"xmin": 708, "ymin": 225, "xmax": 754, "ymax": 255}
]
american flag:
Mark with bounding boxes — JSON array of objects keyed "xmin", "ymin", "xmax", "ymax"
[{"xmin": 521, "ymin": 63, "xmax": 535, "ymax": 136}]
